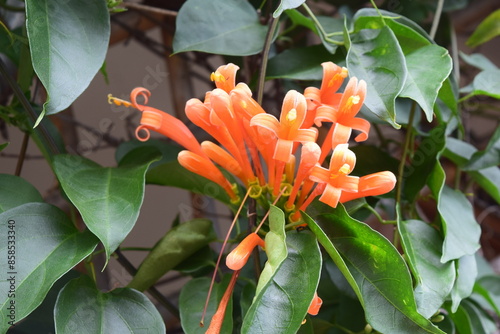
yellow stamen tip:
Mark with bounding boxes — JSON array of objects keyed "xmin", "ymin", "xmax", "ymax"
[
  {"xmin": 341, "ymin": 67, "xmax": 348, "ymax": 77},
  {"xmin": 351, "ymin": 95, "xmax": 361, "ymax": 105},
  {"xmin": 107, "ymin": 94, "xmax": 132, "ymax": 107},
  {"xmin": 210, "ymin": 71, "xmax": 225, "ymax": 83},
  {"xmin": 339, "ymin": 163, "xmax": 351, "ymax": 175},
  {"xmin": 241, "ymin": 100, "xmax": 247, "ymax": 109},
  {"xmin": 286, "ymin": 108, "xmax": 297, "ymax": 122}
]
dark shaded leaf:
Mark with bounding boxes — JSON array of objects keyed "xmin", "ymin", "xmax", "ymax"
[
  {"xmin": 54, "ymin": 276, "xmax": 165, "ymax": 334},
  {"xmin": 0, "ymin": 174, "xmax": 43, "ymax": 213},
  {"xmin": 128, "ymin": 219, "xmax": 216, "ymax": 291}
]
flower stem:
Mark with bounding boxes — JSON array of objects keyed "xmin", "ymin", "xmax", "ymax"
[
  {"xmin": 256, "ymin": 16, "xmax": 279, "ymax": 105},
  {"xmin": 15, "ymin": 132, "xmax": 29, "ymax": 176}
]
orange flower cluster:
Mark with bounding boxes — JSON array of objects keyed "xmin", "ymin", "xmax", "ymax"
[{"xmin": 110, "ymin": 62, "xmax": 396, "ymax": 222}]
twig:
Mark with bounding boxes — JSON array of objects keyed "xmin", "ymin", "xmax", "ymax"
[
  {"xmin": 14, "ymin": 132, "xmax": 29, "ymax": 176},
  {"xmin": 121, "ymin": 2, "xmax": 178, "ymax": 17}
]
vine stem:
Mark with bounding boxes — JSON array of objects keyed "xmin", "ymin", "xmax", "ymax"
[
  {"xmin": 256, "ymin": 16, "xmax": 279, "ymax": 105},
  {"xmin": 114, "ymin": 248, "xmax": 180, "ymax": 319},
  {"xmin": 15, "ymin": 132, "xmax": 29, "ymax": 176}
]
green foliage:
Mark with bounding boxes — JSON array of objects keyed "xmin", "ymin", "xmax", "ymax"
[
  {"xmin": 173, "ymin": 0, "xmax": 267, "ymax": 56},
  {"xmin": 53, "ymin": 154, "xmax": 157, "ymax": 263},
  {"xmin": 25, "ymin": 0, "xmax": 110, "ymax": 117},
  {"xmin": 128, "ymin": 219, "xmax": 216, "ymax": 291},
  {"xmin": 54, "ymin": 276, "xmax": 165, "ymax": 333},
  {"xmin": 1, "ymin": 1, "xmax": 500, "ymax": 333}
]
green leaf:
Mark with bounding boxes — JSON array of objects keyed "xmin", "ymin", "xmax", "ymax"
[
  {"xmin": 466, "ymin": 9, "xmax": 500, "ymax": 47},
  {"xmin": 444, "ymin": 138, "xmax": 500, "ymax": 204},
  {"xmin": 54, "ymin": 276, "xmax": 165, "ymax": 334},
  {"xmin": 399, "ymin": 44, "xmax": 452, "ymax": 122},
  {"xmin": 254, "ymin": 205, "xmax": 287, "ymax": 297},
  {"xmin": 0, "ymin": 203, "xmax": 98, "ymax": 331},
  {"xmin": 404, "ymin": 125, "xmax": 447, "ymax": 203},
  {"xmin": 179, "ymin": 276, "xmax": 233, "ymax": 334},
  {"xmin": 437, "ymin": 186, "xmax": 481, "ymax": 263},
  {"xmin": 273, "ymin": 0, "xmax": 305, "ymax": 18},
  {"xmin": 450, "ymin": 255, "xmax": 477, "ymax": 312},
  {"xmin": 460, "ymin": 52, "xmax": 498, "ymax": 71},
  {"xmin": 346, "ymin": 26, "xmax": 406, "ymax": 128},
  {"xmin": 473, "ymin": 275, "xmax": 500, "ymax": 317},
  {"xmin": 316, "ymin": 16, "xmax": 344, "ymax": 54},
  {"xmin": 115, "ymin": 139, "xmax": 180, "ymax": 168},
  {"xmin": 350, "ymin": 145, "xmax": 399, "ymax": 176},
  {"xmin": 0, "ymin": 174, "xmax": 43, "ymax": 213},
  {"xmin": 398, "ymin": 220, "xmax": 455, "ymax": 318},
  {"xmin": 128, "ymin": 219, "xmax": 216, "ymax": 291},
  {"xmin": 307, "ymin": 206, "xmax": 444, "ymax": 334},
  {"xmin": 463, "ymin": 126, "xmax": 500, "ymax": 171},
  {"xmin": 449, "ymin": 299, "xmax": 497, "ymax": 334},
  {"xmin": 266, "ymin": 45, "xmax": 341, "ymax": 80},
  {"xmin": 173, "ymin": 0, "xmax": 267, "ymax": 56},
  {"xmin": 25, "ymin": 0, "xmax": 110, "ymax": 115},
  {"xmin": 0, "ymin": 142, "xmax": 7, "ymax": 152},
  {"xmin": 53, "ymin": 154, "xmax": 157, "ymax": 263},
  {"xmin": 464, "ymin": 69, "xmax": 500, "ymax": 99},
  {"xmin": 241, "ymin": 231, "xmax": 322, "ymax": 334},
  {"xmin": 284, "ymin": 9, "xmax": 316, "ymax": 32}
]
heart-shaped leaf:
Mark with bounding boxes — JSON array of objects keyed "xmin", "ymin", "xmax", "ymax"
[
  {"xmin": 173, "ymin": 0, "xmax": 267, "ymax": 56},
  {"xmin": 399, "ymin": 44, "xmax": 452, "ymax": 122},
  {"xmin": 307, "ymin": 207, "xmax": 444, "ymax": 334},
  {"xmin": 0, "ymin": 174, "xmax": 43, "ymax": 213},
  {"xmin": 53, "ymin": 154, "xmax": 157, "ymax": 263},
  {"xmin": 399, "ymin": 219, "xmax": 456, "ymax": 318},
  {"xmin": 54, "ymin": 276, "xmax": 165, "ymax": 334},
  {"xmin": 128, "ymin": 219, "xmax": 216, "ymax": 291},
  {"xmin": 0, "ymin": 203, "xmax": 98, "ymax": 332},
  {"xmin": 346, "ymin": 25, "xmax": 406, "ymax": 128},
  {"xmin": 273, "ymin": 0, "xmax": 305, "ymax": 18},
  {"xmin": 25, "ymin": 0, "xmax": 109, "ymax": 116},
  {"xmin": 242, "ymin": 231, "xmax": 322, "ymax": 334}
]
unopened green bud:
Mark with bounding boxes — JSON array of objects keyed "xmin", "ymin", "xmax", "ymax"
[
  {"xmin": 431, "ymin": 314, "xmax": 445, "ymax": 323},
  {"xmin": 364, "ymin": 324, "xmax": 373, "ymax": 333}
]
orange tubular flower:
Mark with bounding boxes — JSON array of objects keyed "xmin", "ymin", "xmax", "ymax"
[
  {"xmin": 315, "ymin": 77, "xmax": 370, "ymax": 150},
  {"xmin": 308, "ymin": 144, "xmax": 359, "ymax": 208},
  {"xmin": 201, "ymin": 141, "xmax": 246, "ymax": 183},
  {"xmin": 205, "ymin": 270, "xmax": 240, "ymax": 334},
  {"xmin": 226, "ymin": 233, "xmax": 265, "ymax": 271},
  {"xmin": 340, "ymin": 171, "xmax": 397, "ymax": 203},
  {"xmin": 127, "ymin": 87, "xmax": 205, "ymax": 157},
  {"xmin": 177, "ymin": 150, "xmax": 239, "ymax": 203},
  {"xmin": 210, "ymin": 63, "xmax": 240, "ymax": 93},
  {"xmin": 250, "ymin": 90, "xmax": 317, "ymax": 163}
]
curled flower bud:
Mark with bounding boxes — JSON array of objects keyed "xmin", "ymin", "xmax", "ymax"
[{"xmin": 226, "ymin": 233, "xmax": 265, "ymax": 271}]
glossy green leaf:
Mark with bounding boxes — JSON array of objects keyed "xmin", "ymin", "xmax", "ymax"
[
  {"xmin": 116, "ymin": 139, "xmax": 180, "ymax": 169},
  {"xmin": 54, "ymin": 276, "xmax": 165, "ymax": 334},
  {"xmin": 460, "ymin": 52, "xmax": 498, "ymax": 71},
  {"xmin": 180, "ymin": 276, "xmax": 233, "ymax": 334},
  {"xmin": 399, "ymin": 44, "xmax": 452, "ymax": 122},
  {"xmin": 450, "ymin": 255, "xmax": 477, "ymax": 312},
  {"xmin": 274, "ymin": 0, "xmax": 305, "ymax": 18},
  {"xmin": 350, "ymin": 145, "xmax": 399, "ymax": 176},
  {"xmin": 466, "ymin": 9, "xmax": 500, "ymax": 47},
  {"xmin": 25, "ymin": 0, "xmax": 109, "ymax": 115},
  {"xmin": 474, "ymin": 275, "xmax": 500, "ymax": 317},
  {"xmin": 444, "ymin": 138, "xmax": 500, "ymax": 204},
  {"xmin": 307, "ymin": 206, "xmax": 444, "ymax": 334},
  {"xmin": 128, "ymin": 219, "xmax": 216, "ymax": 291},
  {"xmin": 242, "ymin": 231, "xmax": 322, "ymax": 334},
  {"xmin": 437, "ymin": 186, "xmax": 481, "ymax": 263},
  {"xmin": 173, "ymin": 0, "xmax": 266, "ymax": 56},
  {"xmin": 399, "ymin": 220, "xmax": 455, "ymax": 318},
  {"xmin": 53, "ymin": 154, "xmax": 157, "ymax": 262},
  {"xmin": 346, "ymin": 26, "xmax": 406, "ymax": 128},
  {"xmin": 0, "ymin": 203, "xmax": 98, "ymax": 332},
  {"xmin": 463, "ymin": 126, "xmax": 500, "ymax": 171},
  {"xmin": 0, "ymin": 174, "xmax": 43, "ymax": 213},
  {"xmin": 255, "ymin": 205, "xmax": 287, "ymax": 297},
  {"xmin": 267, "ymin": 45, "xmax": 340, "ymax": 80}
]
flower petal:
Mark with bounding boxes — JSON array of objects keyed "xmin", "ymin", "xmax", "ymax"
[
  {"xmin": 250, "ymin": 113, "xmax": 281, "ymax": 135},
  {"xmin": 340, "ymin": 171, "xmax": 396, "ymax": 203},
  {"xmin": 343, "ymin": 117, "xmax": 371, "ymax": 142},
  {"xmin": 274, "ymin": 138, "xmax": 294, "ymax": 163},
  {"xmin": 211, "ymin": 63, "xmax": 239, "ymax": 93},
  {"xmin": 318, "ymin": 184, "xmax": 342, "ymax": 208}
]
